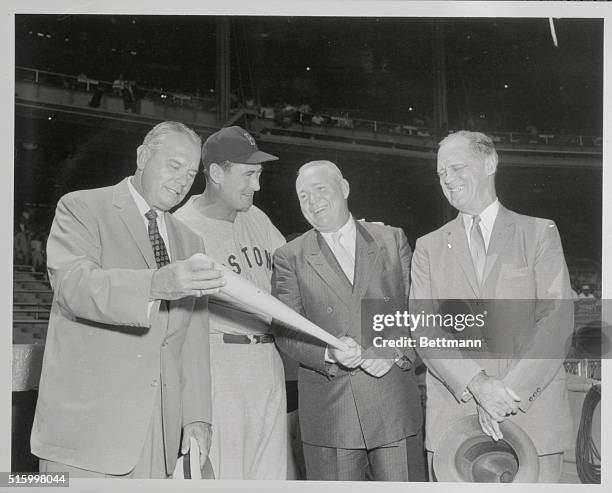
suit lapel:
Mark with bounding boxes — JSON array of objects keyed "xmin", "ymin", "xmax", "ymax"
[
  {"xmin": 483, "ymin": 205, "xmax": 515, "ymax": 285},
  {"xmin": 304, "ymin": 230, "xmax": 352, "ymax": 306},
  {"xmin": 113, "ymin": 178, "xmax": 157, "ymax": 269},
  {"xmin": 445, "ymin": 215, "xmax": 480, "ymax": 297},
  {"xmin": 352, "ymin": 222, "xmax": 380, "ymax": 303},
  {"xmin": 164, "ymin": 215, "xmax": 189, "ymax": 332}
]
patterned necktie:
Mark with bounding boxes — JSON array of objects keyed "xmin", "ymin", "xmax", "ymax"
[
  {"xmin": 469, "ymin": 215, "xmax": 487, "ymax": 283},
  {"xmin": 145, "ymin": 209, "xmax": 170, "ymax": 268},
  {"xmin": 331, "ymin": 231, "xmax": 355, "ymax": 284}
]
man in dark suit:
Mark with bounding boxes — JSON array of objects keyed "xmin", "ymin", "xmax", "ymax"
[
  {"xmin": 31, "ymin": 121, "xmax": 225, "ymax": 478},
  {"xmin": 410, "ymin": 131, "xmax": 574, "ymax": 482},
  {"xmin": 272, "ymin": 160, "xmax": 425, "ymax": 481}
]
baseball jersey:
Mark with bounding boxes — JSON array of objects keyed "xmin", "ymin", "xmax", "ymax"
[{"xmin": 174, "ymin": 196, "xmax": 286, "ymax": 336}]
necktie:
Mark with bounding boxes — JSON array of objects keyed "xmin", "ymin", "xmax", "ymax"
[
  {"xmin": 331, "ymin": 231, "xmax": 355, "ymax": 284},
  {"xmin": 145, "ymin": 209, "xmax": 170, "ymax": 268},
  {"xmin": 469, "ymin": 215, "xmax": 486, "ymax": 283}
]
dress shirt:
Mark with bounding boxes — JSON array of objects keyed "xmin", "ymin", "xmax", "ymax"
[
  {"xmin": 128, "ymin": 177, "xmax": 171, "ymax": 317},
  {"xmin": 321, "ymin": 215, "xmax": 357, "ymax": 267},
  {"xmin": 461, "ymin": 198, "xmax": 499, "ymax": 251}
]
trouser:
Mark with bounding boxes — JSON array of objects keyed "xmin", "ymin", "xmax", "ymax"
[
  {"xmin": 208, "ymin": 336, "xmax": 287, "ymax": 479},
  {"xmin": 303, "ymin": 431, "xmax": 426, "ymax": 481}
]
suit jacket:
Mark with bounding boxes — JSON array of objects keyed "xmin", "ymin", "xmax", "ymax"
[
  {"xmin": 409, "ymin": 205, "xmax": 574, "ymax": 455},
  {"xmin": 30, "ymin": 178, "xmax": 212, "ymax": 475},
  {"xmin": 272, "ymin": 220, "xmax": 422, "ymax": 449}
]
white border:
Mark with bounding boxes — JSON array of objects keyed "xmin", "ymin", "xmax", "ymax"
[{"xmin": 3, "ymin": 2, "xmax": 610, "ymax": 492}]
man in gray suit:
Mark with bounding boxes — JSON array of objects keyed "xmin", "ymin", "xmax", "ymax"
[
  {"xmin": 410, "ymin": 131, "xmax": 574, "ymax": 482},
  {"xmin": 272, "ymin": 160, "xmax": 425, "ymax": 481},
  {"xmin": 31, "ymin": 122, "xmax": 224, "ymax": 478}
]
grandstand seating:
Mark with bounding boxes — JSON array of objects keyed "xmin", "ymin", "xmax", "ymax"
[{"xmin": 13, "ymin": 266, "xmax": 51, "ymax": 344}]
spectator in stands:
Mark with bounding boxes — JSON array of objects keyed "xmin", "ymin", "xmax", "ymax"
[
  {"xmin": 30, "ymin": 231, "xmax": 44, "ymax": 273},
  {"xmin": 297, "ymin": 103, "xmax": 313, "ymax": 125},
  {"xmin": 283, "ymin": 103, "xmax": 297, "ymax": 127},
  {"xmin": 260, "ymin": 104, "xmax": 275, "ymax": 120},
  {"xmin": 526, "ymin": 122, "xmax": 539, "ymax": 136},
  {"xmin": 336, "ymin": 112, "xmax": 353, "ymax": 129},
  {"xmin": 311, "ymin": 113, "xmax": 325, "ymax": 126},
  {"xmin": 526, "ymin": 122, "xmax": 539, "ymax": 143},
  {"xmin": 14, "ymin": 210, "xmax": 32, "ymax": 266},
  {"xmin": 112, "ymin": 74, "xmax": 126, "ymax": 96},
  {"xmin": 122, "ymin": 80, "xmax": 137, "ymax": 112},
  {"xmin": 273, "ymin": 102, "xmax": 285, "ymax": 127},
  {"xmin": 77, "ymin": 73, "xmax": 89, "ymax": 90},
  {"xmin": 14, "ymin": 228, "xmax": 30, "ymax": 266},
  {"xmin": 578, "ymin": 284, "xmax": 596, "ymax": 299},
  {"xmin": 30, "ymin": 121, "xmax": 225, "ymax": 479}
]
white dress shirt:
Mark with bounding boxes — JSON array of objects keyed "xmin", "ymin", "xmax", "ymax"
[
  {"xmin": 321, "ymin": 215, "xmax": 357, "ymax": 281},
  {"xmin": 461, "ymin": 198, "xmax": 500, "ymax": 251},
  {"xmin": 128, "ymin": 177, "xmax": 171, "ymax": 317}
]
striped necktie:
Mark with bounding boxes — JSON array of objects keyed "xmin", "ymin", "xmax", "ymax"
[{"xmin": 469, "ymin": 215, "xmax": 486, "ymax": 283}]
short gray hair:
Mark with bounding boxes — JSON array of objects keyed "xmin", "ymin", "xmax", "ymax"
[
  {"xmin": 142, "ymin": 121, "xmax": 202, "ymax": 151},
  {"xmin": 439, "ymin": 131, "xmax": 498, "ymax": 167},
  {"xmin": 297, "ymin": 160, "xmax": 344, "ymax": 181}
]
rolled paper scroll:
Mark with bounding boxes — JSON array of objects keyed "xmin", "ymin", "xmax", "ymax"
[{"xmin": 195, "ymin": 253, "xmax": 350, "ymax": 352}]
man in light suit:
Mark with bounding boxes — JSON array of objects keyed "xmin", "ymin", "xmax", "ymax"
[
  {"xmin": 272, "ymin": 160, "xmax": 425, "ymax": 481},
  {"xmin": 410, "ymin": 131, "xmax": 574, "ymax": 482},
  {"xmin": 30, "ymin": 121, "xmax": 225, "ymax": 478}
]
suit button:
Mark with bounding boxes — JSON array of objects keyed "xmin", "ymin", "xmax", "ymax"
[
  {"xmin": 162, "ymin": 341, "xmax": 168, "ymax": 348},
  {"xmin": 327, "ymin": 306, "xmax": 333, "ymax": 314},
  {"xmin": 151, "ymin": 379, "xmax": 159, "ymax": 387},
  {"xmin": 350, "ymin": 370, "xmax": 357, "ymax": 376}
]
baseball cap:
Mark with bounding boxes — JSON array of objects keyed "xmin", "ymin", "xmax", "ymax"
[{"xmin": 202, "ymin": 126, "xmax": 278, "ymax": 166}]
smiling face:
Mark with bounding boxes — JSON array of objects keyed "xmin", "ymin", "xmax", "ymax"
[
  {"xmin": 437, "ymin": 135, "xmax": 497, "ymax": 215},
  {"xmin": 216, "ymin": 162, "xmax": 262, "ymax": 212},
  {"xmin": 135, "ymin": 131, "xmax": 200, "ymax": 211},
  {"xmin": 296, "ymin": 164, "xmax": 350, "ymax": 232}
]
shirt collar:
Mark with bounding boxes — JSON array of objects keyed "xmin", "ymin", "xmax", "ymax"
[
  {"xmin": 128, "ymin": 177, "xmax": 158, "ymax": 218},
  {"xmin": 461, "ymin": 198, "xmax": 499, "ymax": 247},
  {"xmin": 320, "ymin": 214, "xmax": 356, "ymax": 242},
  {"xmin": 461, "ymin": 198, "xmax": 499, "ymax": 232}
]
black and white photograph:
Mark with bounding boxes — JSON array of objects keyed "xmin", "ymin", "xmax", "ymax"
[{"xmin": 4, "ymin": 1, "xmax": 610, "ymax": 491}]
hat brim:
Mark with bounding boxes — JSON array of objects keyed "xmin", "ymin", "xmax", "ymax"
[
  {"xmin": 233, "ymin": 149, "xmax": 279, "ymax": 164},
  {"xmin": 432, "ymin": 414, "xmax": 539, "ymax": 483}
]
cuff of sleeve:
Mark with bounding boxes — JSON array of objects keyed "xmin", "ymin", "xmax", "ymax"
[
  {"xmin": 324, "ymin": 346, "xmax": 336, "ymax": 364},
  {"xmin": 394, "ymin": 355, "xmax": 414, "ymax": 371},
  {"xmin": 462, "ymin": 369, "xmax": 486, "ymax": 402}
]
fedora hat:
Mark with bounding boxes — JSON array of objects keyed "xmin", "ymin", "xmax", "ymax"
[{"xmin": 433, "ymin": 414, "xmax": 539, "ymax": 483}]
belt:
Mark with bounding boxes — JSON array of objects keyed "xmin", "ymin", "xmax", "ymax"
[{"xmin": 222, "ymin": 333, "xmax": 275, "ymax": 344}]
